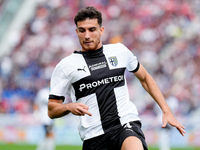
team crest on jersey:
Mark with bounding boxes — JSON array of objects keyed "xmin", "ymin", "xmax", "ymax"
[{"xmin": 108, "ymin": 56, "xmax": 118, "ymax": 67}]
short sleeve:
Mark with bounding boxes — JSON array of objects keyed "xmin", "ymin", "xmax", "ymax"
[
  {"xmin": 49, "ymin": 62, "xmax": 70, "ymax": 99},
  {"xmin": 119, "ymin": 43, "xmax": 139, "ymax": 72}
]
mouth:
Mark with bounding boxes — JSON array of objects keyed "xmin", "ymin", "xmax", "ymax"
[{"xmin": 84, "ymin": 41, "xmax": 92, "ymax": 45}]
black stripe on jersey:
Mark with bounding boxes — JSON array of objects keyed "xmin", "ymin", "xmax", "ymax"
[
  {"xmin": 131, "ymin": 62, "xmax": 140, "ymax": 73},
  {"xmin": 49, "ymin": 94, "xmax": 65, "ymax": 102},
  {"xmin": 72, "ymin": 47, "xmax": 125, "ymax": 133}
]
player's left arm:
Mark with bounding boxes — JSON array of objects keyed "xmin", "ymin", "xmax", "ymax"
[{"xmin": 133, "ymin": 64, "xmax": 185, "ymax": 136}]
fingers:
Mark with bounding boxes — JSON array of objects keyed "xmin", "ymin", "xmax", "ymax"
[
  {"xmin": 69, "ymin": 103, "xmax": 92, "ymax": 116},
  {"xmin": 162, "ymin": 112, "xmax": 186, "ymax": 136},
  {"xmin": 162, "ymin": 123, "xmax": 186, "ymax": 136},
  {"xmin": 162, "ymin": 119, "xmax": 186, "ymax": 136},
  {"xmin": 79, "ymin": 107, "xmax": 92, "ymax": 116},
  {"xmin": 176, "ymin": 124, "xmax": 186, "ymax": 136},
  {"xmin": 162, "ymin": 120, "xmax": 167, "ymax": 128},
  {"xmin": 173, "ymin": 122, "xmax": 185, "ymax": 136},
  {"xmin": 77, "ymin": 103, "xmax": 92, "ymax": 116}
]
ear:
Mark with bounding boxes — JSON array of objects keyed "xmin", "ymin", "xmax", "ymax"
[
  {"xmin": 76, "ymin": 28, "xmax": 78, "ymax": 34},
  {"xmin": 100, "ymin": 26, "xmax": 104, "ymax": 36}
]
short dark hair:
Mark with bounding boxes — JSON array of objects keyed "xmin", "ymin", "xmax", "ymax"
[{"xmin": 74, "ymin": 6, "xmax": 102, "ymax": 26}]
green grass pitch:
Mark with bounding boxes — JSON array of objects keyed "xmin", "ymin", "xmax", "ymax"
[
  {"xmin": 0, "ymin": 144, "xmax": 199, "ymax": 150},
  {"xmin": 0, "ymin": 144, "xmax": 81, "ymax": 150}
]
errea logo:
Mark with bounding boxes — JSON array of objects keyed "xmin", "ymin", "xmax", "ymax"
[{"xmin": 108, "ymin": 56, "xmax": 118, "ymax": 67}]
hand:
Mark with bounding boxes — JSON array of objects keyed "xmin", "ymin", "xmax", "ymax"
[
  {"xmin": 67, "ymin": 103, "xmax": 92, "ymax": 116},
  {"xmin": 162, "ymin": 112, "xmax": 185, "ymax": 136}
]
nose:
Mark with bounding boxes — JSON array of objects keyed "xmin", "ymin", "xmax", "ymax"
[{"xmin": 85, "ymin": 31, "xmax": 90, "ymax": 40}]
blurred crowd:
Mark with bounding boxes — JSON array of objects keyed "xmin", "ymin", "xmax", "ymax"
[{"xmin": 0, "ymin": 0, "xmax": 200, "ymax": 118}]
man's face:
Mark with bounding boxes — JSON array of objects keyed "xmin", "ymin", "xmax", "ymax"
[{"xmin": 76, "ymin": 18, "xmax": 104, "ymax": 52}]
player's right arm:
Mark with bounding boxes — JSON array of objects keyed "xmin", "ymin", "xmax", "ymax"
[
  {"xmin": 48, "ymin": 60, "xmax": 92, "ymax": 119},
  {"xmin": 48, "ymin": 99, "xmax": 92, "ymax": 119}
]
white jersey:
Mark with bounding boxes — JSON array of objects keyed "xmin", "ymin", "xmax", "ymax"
[
  {"xmin": 49, "ymin": 43, "xmax": 140, "ymax": 140},
  {"xmin": 35, "ymin": 87, "xmax": 53, "ymax": 125}
]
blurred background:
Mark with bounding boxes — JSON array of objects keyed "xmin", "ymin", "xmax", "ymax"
[{"xmin": 0, "ymin": 0, "xmax": 200, "ymax": 149}]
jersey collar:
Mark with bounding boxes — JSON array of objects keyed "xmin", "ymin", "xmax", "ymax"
[{"xmin": 74, "ymin": 46, "xmax": 103, "ymax": 57}]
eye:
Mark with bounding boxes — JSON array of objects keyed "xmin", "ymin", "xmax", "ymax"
[
  {"xmin": 89, "ymin": 27, "xmax": 96, "ymax": 32},
  {"xmin": 78, "ymin": 28, "xmax": 85, "ymax": 33}
]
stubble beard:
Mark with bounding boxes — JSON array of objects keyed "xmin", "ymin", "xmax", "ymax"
[{"xmin": 81, "ymin": 39, "xmax": 101, "ymax": 52}]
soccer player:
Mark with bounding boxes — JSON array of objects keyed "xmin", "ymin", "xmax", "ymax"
[
  {"xmin": 48, "ymin": 6, "xmax": 185, "ymax": 150},
  {"xmin": 34, "ymin": 87, "xmax": 55, "ymax": 150}
]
